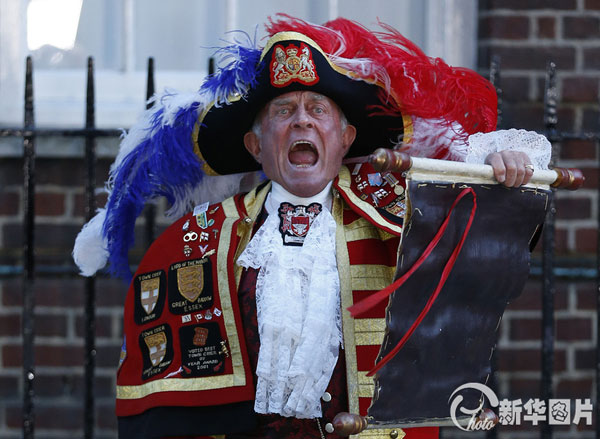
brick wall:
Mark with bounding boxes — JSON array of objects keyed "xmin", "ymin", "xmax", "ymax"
[
  {"xmin": 471, "ymin": 1, "xmax": 599, "ymax": 437},
  {"xmin": 0, "ymin": 2, "xmax": 598, "ymax": 438}
]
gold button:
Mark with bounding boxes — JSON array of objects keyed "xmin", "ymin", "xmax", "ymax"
[
  {"xmin": 390, "ymin": 430, "xmax": 399, "ymax": 439},
  {"xmin": 325, "ymin": 422, "xmax": 335, "ymax": 433},
  {"xmin": 321, "ymin": 392, "xmax": 332, "ymax": 402}
]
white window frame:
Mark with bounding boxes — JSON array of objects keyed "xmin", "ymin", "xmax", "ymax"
[{"xmin": 0, "ymin": 0, "xmax": 477, "ymax": 133}]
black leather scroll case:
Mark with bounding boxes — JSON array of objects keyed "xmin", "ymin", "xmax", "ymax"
[{"xmin": 368, "ymin": 180, "xmax": 549, "ymax": 427}]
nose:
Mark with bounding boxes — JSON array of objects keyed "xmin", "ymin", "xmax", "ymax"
[{"xmin": 291, "ymin": 106, "xmax": 313, "ymax": 129}]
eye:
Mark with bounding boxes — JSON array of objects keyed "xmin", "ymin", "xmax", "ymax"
[{"xmin": 313, "ymin": 106, "xmax": 324, "ymax": 114}]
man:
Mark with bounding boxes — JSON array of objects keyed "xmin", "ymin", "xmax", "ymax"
[{"xmin": 73, "ymin": 15, "xmax": 549, "ymax": 439}]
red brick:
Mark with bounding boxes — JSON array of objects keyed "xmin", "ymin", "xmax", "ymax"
[
  {"xmin": 0, "ymin": 159, "xmax": 25, "ymax": 186},
  {"xmin": 509, "ymin": 317, "xmax": 541, "ymax": 340},
  {"xmin": 575, "ymin": 348, "xmax": 595, "ymax": 370},
  {"xmin": 555, "ymin": 377, "xmax": 593, "ymax": 399},
  {"xmin": 35, "ymin": 373, "xmax": 78, "ymax": 397},
  {"xmin": 506, "ymin": 280, "xmax": 568, "ymax": 311},
  {"xmin": 73, "ymin": 375, "xmax": 116, "ymax": 399},
  {"xmin": 562, "ymin": 76, "xmax": 599, "ymax": 103},
  {"xmin": 582, "ymin": 108, "xmax": 599, "ymax": 131},
  {"xmin": 2, "ymin": 345, "xmax": 86, "ymax": 367},
  {"xmin": 97, "ymin": 402, "xmax": 118, "ymax": 429},
  {"xmin": 73, "ymin": 191, "xmax": 109, "ymax": 217},
  {"xmin": 537, "ymin": 16, "xmax": 556, "ymax": 39},
  {"xmin": 498, "ymin": 76, "xmax": 531, "ymax": 102},
  {"xmin": 507, "ymin": 377, "xmax": 541, "ymax": 400},
  {"xmin": 497, "ymin": 348, "xmax": 566, "ymax": 372},
  {"xmin": 479, "ymin": 16, "xmax": 529, "ymax": 39},
  {"xmin": 0, "ymin": 376, "xmax": 19, "ymax": 398},
  {"xmin": 485, "ymin": 0, "xmax": 576, "ymax": 9},
  {"xmin": 35, "ymin": 313, "xmax": 68, "ymax": 337},
  {"xmin": 559, "ymin": 140, "xmax": 597, "ymax": 160},
  {"xmin": 95, "ymin": 344, "xmax": 122, "ymax": 368},
  {"xmin": 556, "ymin": 317, "xmax": 592, "ymax": 341},
  {"xmin": 0, "ymin": 190, "xmax": 19, "ymax": 215},
  {"xmin": 2, "ymin": 278, "xmax": 84, "ymax": 308},
  {"xmin": 555, "ymin": 197, "xmax": 591, "ymax": 220},
  {"xmin": 574, "ymin": 167, "xmax": 597, "ymax": 189},
  {"xmin": 75, "ymin": 314, "xmax": 113, "ymax": 339},
  {"xmin": 2, "ymin": 345, "xmax": 22, "ymax": 367},
  {"xmin": 575, "ymin": 228, "xmax": 597, "ymax": 253},
  {"xmin": 35, "ymin": 192, "xmax": 65, "ymax": 216},
  {"xmin": 0, "ymin": 313, "xmax": 21, "ymax": 336},
  {"xmin": 35, "ymin": 405, "xmax": 84, "ymax": 430},
  {"xmin": 583, "ymin": 47, "xmax": 600, "ymax": 70},
  {"xmin": 576, "ymin": 283, "xmax": 596, "ymax": 310},
  {"xmin": 587, "ymin": 0, "xmax": 600, "ymax": 9},
  {"xmin": 484, "ymin": 45, "xmax": 576, "ymax": 71},
  {"xmin": 563, "ymin": 16, "xmax": 600, "ymax": 39}
]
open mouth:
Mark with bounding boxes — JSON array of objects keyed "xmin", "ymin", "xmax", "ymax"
[{"xmin": 288, "ymin": 141, "xmax": 318, "ymax": 167}]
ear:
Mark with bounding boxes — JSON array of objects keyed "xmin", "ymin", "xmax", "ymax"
[
  {"xmin": 243, "ymin": 131, "xmax": 262, "ymax": 163},
  {"xmin": 341, "ymin": 124, "xmax": 357, "ymax": 155}
]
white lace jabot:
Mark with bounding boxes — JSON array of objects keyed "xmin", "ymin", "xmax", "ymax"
[{"xmin": 237, "ymin": 181, "xmax": 342, "ymax": 419}]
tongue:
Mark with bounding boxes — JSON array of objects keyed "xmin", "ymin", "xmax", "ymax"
[{"xmin": 289, "ymin": 149, "xmax": 317, "ymax": 166}]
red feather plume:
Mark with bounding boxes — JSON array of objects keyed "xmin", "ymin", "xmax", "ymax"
[{"xmin": 266, "ymin": 14, "xmax": 497, "ymax": 142}]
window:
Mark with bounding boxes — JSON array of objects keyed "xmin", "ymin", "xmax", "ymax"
[{"xmin": 0, "ymin": 0, "xmax": 477, "ymax": 132}]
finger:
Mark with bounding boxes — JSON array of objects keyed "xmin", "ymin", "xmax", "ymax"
[
  {"xmin": 485, "ymin": 153, "xmax": 506, "ymax": 184},
  {"xmin": 511, "ymin": 153, "xmax": 527, "ymax": 187},
  {"xmin": 501, "ymin": 152, "xmax": 518, "ymax": 187},
  {"xmin": 523, "ymin": 162, "xmax": 534, "ymax": 185}
]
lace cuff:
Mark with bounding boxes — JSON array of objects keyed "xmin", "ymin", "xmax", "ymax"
[{"xmin": 466, "ymin": 129, "xmax": 551, "ymax": 170}]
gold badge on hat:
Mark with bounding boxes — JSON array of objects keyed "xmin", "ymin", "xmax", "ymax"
[{"xmin": 271, "ymin": 43, "xmax": 319, "ymax": 87}]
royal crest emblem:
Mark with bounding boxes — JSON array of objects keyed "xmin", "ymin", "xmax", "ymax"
[
  {"xmin": 177, "ymin": 264, "xmax": 204, "ymax": 302},
  {"xmin": 140, "ymin": 277, "xmax": 160, "ymax": 315},
  {"xmin": 278, "ymin": 202, "xmax": 322, "ymax": 246},
  {"xmin": 144, "ymin": 331, "xmax": 167, "ymax": 367},
  {"xmin": 270, "ymin": 43, "xmax": 319, "ymax": 87}
]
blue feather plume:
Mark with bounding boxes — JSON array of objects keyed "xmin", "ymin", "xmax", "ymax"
[{"xmin": 89, "ymin": 34, "xmax": 264, "ymax": 281}]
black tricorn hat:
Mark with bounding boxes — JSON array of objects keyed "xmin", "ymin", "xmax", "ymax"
[{"xmin": 193, "ymin": 31, "xmax": 411, "ymax": 176}]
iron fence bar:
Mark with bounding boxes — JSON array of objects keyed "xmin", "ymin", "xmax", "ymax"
[
  {"xmin": 144, "ymin": 58, "xmax": 156, "ymax": 248},
  {"xmin": 486, "ymin": 55, "xmax": 502, "ymax": 439},
  {"xmin": 596, "ymin": 109, "xmax": 600, "ymax": 439},
  {"xmin": 84, "ymin": 57, "xmax": 97, "ymax": 439},
  {"xmin": 0, "ymin": 128, "xmax": 122, "ymax": 137},
  {"xmin": 541, "ymin": 61, "xmax": 558, "ymax": 439},
  {"xmin": 22, "ymin": 55, "xmax": 36, "ymax": 439}
]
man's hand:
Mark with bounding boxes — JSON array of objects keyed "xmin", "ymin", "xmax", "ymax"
[{"xmin": 485, "ymin": 150, "xmax": 534, "ymax": 187}]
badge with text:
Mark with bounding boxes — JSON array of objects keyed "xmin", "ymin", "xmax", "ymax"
[
  {"xmin": 139, "ymin": 324, "xmax": 173, "ymax": 380},
  {"xmin": 278, "ymin": 202, "xmax": 322, "ymax": 246},
  {"xmin": 133, "ymin": 270, "xmax": 166, "ymax": 325},
  {"xmin": 270, "ymin": 42, "xmax": 319, "ymax": 88},
  {"xmin": 168, "ymin": 258, "xmax": 214, "ymax": 315},
  {"xmin": 179, "ymin": 322, "xmax": 226, "ymax": 377}
]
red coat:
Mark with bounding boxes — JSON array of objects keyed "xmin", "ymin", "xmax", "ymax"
[{"xmin": 116, "ymin": 165, "xmax": 437, "ymax": 438}]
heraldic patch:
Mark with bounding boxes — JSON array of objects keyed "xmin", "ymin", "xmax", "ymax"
[
  {"xmin": 139, "ymin": 324, "xmax": 173, "ymax": 380},
  {"xmin": 168, "ymin": 258, "xmax": 214, "ymax": 315},
  {"xmin": 179, "ymin": 322, "xmax": 227, "ymax": 377},
  {"xmin": 133, "ymin": 269, "xmax": 166, "ymax": 325}
]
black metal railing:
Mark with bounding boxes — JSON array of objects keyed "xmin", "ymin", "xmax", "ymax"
[{"xmin": 0, "ymin": 55, "xmax": 597, "ymax": 439}]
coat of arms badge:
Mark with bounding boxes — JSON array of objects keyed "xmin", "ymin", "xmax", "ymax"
[
  {"xmin": 278, "ymin": 202, "xmax": 322, "ymax": 246},
  {"xmin": 270, "ymin": 43, "xmax": 319, "ymax": 87}
]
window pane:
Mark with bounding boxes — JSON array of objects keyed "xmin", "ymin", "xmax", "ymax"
[
  {"xmin": 134, "ymin": 0, "xmax": 226, "ymax": 71},
  {"xmin": 27, "ymin": 0, "xmax": 123, "ymax": 70}
]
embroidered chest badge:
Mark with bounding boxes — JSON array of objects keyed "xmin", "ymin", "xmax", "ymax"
[
  {"xmin": 278, "ymin": 202, "xmax": 322, "ymax": 246},
  {"xmin": 270, "ymin": 43, "xmax": 319, "ymax": 87}
]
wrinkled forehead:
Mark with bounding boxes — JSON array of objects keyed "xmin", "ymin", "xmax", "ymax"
[{"xmin": 268, "ymin": 91, "xmax": 332, "ymax": 107}]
